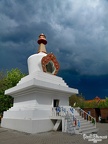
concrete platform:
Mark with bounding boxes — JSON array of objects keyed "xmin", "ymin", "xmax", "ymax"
[{"xmin": 0, "ymin": 123, "xmax": 108, "ymax": 144}]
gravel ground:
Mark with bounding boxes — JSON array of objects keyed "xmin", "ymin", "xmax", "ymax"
[{"xmin": 0, "ymin": 123, "xmax": 108, "ymax": 144}]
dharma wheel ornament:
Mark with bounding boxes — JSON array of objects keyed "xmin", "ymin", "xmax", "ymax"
[{"xmin": 41, "ymin": 53, "xmax": 60, "ymax": 75}]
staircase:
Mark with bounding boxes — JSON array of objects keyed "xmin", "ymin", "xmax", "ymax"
[
  {"xmin": 51, "ymin": 106, "xmax": 98, "ymax": 135},
  {"xmin": 75, "ymin": 115, "xmax": 98, "ymax": 134}
]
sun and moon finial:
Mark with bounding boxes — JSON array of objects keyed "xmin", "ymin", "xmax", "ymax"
[
  {"xmin": 37, "ymin": 33, "xmax": 60, "ymax": 75},
  {"xmin": 37, "ymin": 33, "xmax": 47, "ymax": 53}
]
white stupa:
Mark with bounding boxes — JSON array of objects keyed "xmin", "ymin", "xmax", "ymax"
[{"xmin": 1, "ymin": 34, "xmax": 78, "ymax": 133}]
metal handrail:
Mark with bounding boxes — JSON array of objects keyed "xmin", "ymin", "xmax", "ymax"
[{"xmin": 77, "ymin": 107, "xmax": 96, "ymax": 128}]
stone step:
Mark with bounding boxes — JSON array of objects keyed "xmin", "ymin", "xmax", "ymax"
[
  {"xmin": 67, "ymin": 128, "xmax": 75, "ymax": 132},
  {"xmin": 80, "ymin": 123, "xmax": 94, "ymax": 128},
  {"xmin": 80, "ymin": 121, "xmax": 91, "ymax": 125},
  {"xmin": 75, "ymin": 115, "xmax": 83, "ymax": 119},
  {"xmin": 77, "ymin": 117, "xmax": 85, "ymax": 120},
  {"xmin": 81, "ymin": 128, "xmax": 99, "ymax": 134},
  {"xmin": 75, "ymin": 116, "xmax": 93, "ymax": 121},
  {"xmin": 67, "ymin": 130, "xmax": 75, "ymax": 134},
  {"xmin": 80, "ymin": 119, "xmax": 91, "ymax": 123},
  {"xmin": 79, "ymin": 126, "xmax": 96, "ymax": 133},
  {"xmin": 67, "ymin": 125, "xmax": 74, "ymax": 129},
  {"xmin": 75, "ymin": 117, "xmax": 90, "ymax": 121}
]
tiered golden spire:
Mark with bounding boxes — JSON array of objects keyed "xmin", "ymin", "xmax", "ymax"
[{"xmin": 37, "ymin": 33, "xmax": 47, "ymax": 53}]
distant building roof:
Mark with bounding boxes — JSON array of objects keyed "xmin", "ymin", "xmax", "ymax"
[{"xmin": 85, "ymin": 96, "xmax": 105, "ymax": 103}]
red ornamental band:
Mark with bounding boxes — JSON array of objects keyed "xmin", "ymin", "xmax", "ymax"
[{"xmin": 41, "ymin": 53, "xmax": 60, "ymax": 75}]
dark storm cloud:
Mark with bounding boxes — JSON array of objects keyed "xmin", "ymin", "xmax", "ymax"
[
  {"xmin": 58, "ymin": 70, "xmax": 108, "ymax": 99},
  {"xmin": 0, "ymin": 0, "xmax": 108, "ymax": 99}
]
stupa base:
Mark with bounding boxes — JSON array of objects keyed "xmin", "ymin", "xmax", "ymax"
[{"xmin": 1, "ymin": 118, "xmax": 53, "ymax": 134}]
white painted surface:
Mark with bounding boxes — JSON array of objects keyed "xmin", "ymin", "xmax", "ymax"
[
  {"xmin": 1, "ymin": 118, "xmax": 54, "ymax": 134},
  {"xmin": 2, "ymin": 75, "xmax": 78, "ymax": 133},
  {"xmin": 17, "ymin": 71, "xmax": 68, "ymax": 87},
  {"xmin": 27, "ymin": 52, "xmax": 47, "ymax": 74},
  {"xmin": 62, "ymin": 117, "xmax": 67, "ymax": 132},
  {"xmin": 1, "ymin": 51, "xmax": 78, "ymax": 133}
]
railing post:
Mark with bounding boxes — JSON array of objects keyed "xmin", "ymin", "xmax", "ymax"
[
  {"xmin": 82, "ymin": 111, "xmax": 84, "ymax": 118},
  {"xmin": 94, "ymin": 117, "xmax": 96, "ymax": 128},
  {"xmin": 78, "ymin": 120, "xmax": 80, "ymax": 127}
]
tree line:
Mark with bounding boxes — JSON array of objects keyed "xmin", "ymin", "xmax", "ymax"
[
  {"xmin": 0, "ymin": 68, "xmax": 25, "ymax": 115},
  {"xmin": 69, "ymin": 94, "xmax": 108, "ymax": 108}
]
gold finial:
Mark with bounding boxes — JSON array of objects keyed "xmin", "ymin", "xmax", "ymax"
[
  {"xmin": 37, "ymin": 33, "xmax": 47, "ymax": 45},
  {"xmin": 37, "ymin": 33, "xmax": 47, "ymax": 53}
]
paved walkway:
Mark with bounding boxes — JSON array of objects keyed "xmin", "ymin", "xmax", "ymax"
[{"xmin": 0, "ymin": 123, "xmax": 108, "ymax": 144}]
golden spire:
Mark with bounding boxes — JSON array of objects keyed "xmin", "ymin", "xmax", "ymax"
[{"xmin": 37, "ymin": 33, "xmax": 47, "ymax": 53}]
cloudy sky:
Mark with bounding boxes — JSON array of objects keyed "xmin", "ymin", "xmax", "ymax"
[{"xmin": 0, "ymin": 0, "xmax": 108, "ymax": 99}]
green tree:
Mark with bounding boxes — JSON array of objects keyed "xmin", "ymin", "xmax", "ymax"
[
  {"xmin": 0, "ymin": 68, "xmax": 26, "ymax": 115},
  {"xmin": 0, "ymin": 70, "xmax": 7, "ymax": 94},
  {"xmin": 69, "ymin": 94, "xmax": 85, "ymax": 107},
  {"xmin": 98, "ymin": 97, "xmax": 108, "ymax": 108},
  {"xmin": 105, "ymin": 97, "xmax": 108, "ymax": 107},
  {"xmin": 6, "ymin": 68, "xmax": 26, "ymax": 88}
]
